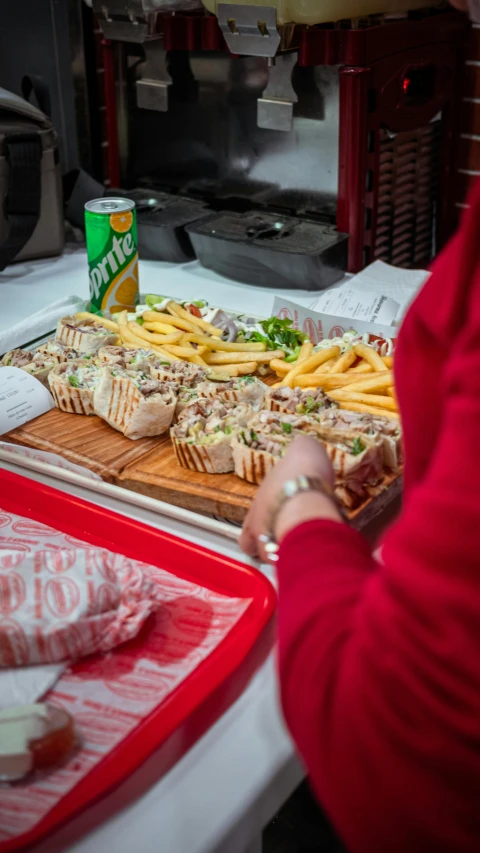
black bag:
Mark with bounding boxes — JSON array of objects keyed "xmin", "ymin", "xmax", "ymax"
[{"xmin": 0, "ymin": 87, "xmax": 64, "ymax": 272}]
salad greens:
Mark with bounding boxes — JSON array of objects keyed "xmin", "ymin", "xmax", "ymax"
[
  {"xmin": 243, "ymin": 317, "xmax": 308, "ymax": 361},
  {"xmin": 282, "ymin": 422, "xmax": 293, "ymax": 435},
  {"xmin": 351, "ymin": 437, "xmax": 365, "ymax": 456},
  {"xmin": 68, "ymin": 375, "xmax": 79, "ymax": 388},
  {"xmin": 145, "ymin": 294, "xmax": 167, "ymax": 308}
]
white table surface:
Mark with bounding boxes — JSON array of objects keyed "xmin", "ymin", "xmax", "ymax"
[
  {"xmin": 0, "ymin": 251, "xmax": 307, "ymax": 853},
  {"xmin": 0, "ymin": 248, "xmax": 318, "ymax": 330}
]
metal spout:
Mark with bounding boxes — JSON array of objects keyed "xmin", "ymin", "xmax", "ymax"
[{"xmin": 257, "ymin": 52, "xmax": 298, "ymax": 132}]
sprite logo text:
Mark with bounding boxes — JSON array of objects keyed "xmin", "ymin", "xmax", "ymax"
[
  {"xmin": 85, "ymin": 206, "xmax": 139, "ymax": 312},
  {"xmin": 89, "ymin": 233, "xmax": 135, "ymax": 299}
]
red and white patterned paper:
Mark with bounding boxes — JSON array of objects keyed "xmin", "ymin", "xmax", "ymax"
[
  {"xmin": 0, "ymin": 511, "xmax": 251, "ymax": 844},
  {"xmin": 0, "ymin": 512, "xmax": 164, "ymax": 666}
]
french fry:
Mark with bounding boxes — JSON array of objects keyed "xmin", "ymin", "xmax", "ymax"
[
  {"xmin": 347, "ymin": 361, "xmax": 374, "ymax": 374},
  {"xmin": 354, "ymin": 343, "xmax": 386, "ymax": 372},
  {"xmin": 270, "ymin": 358, "xmax": 290, "ymax": 376},
  {"xmin": 314, "ymin": 357, "xmax": 337, "ymax": 375},
  {"xmin": 387, "ymin": 387, "xmax": 395, "ymax": 398},
  {"xmin": 338, "ymin": 402, "xmax": 399, "ymax": 420},
  {"xmin": 327, "ymin": 389, "xmax": 398, "ymax": 411},
  {"xmin": 182, "ymin": 333, "xmax": 266, "ymax": 352},
  {"xmin": 296, "ymin": 373, "xmax": 370, "ymax": 389},
  {"xmin": 297, "ymin": 341, "xmax": 314, "ymax": 363},
  {"xmin": 281, "ymin": 346, "xmax": 340, "ymax": 388},
  {"xmin": 164, "ymin": 344, "xmax": 207, "ymax": 358},
  {"xmin": 204, "ymin": 350, "xmax": 285, "ymax": 365},
  {"xmin": 167, "ymin": 302, "xmax": 223, "ymax": 337},
  {"xmin": 338, "ymin": 371, "xmax": 392, "ymax": 395},
  {"xmin": 74, "ymin": 312, "xmax": 119, "ymax": 333},
  {"xmin": 119, "ymin": 326, "xmax": 176, "ymax": 361},
  {"xmin": 189, "ymin": 354, "xmax": 209, "ymax": 368},
  {"xmin": 383, "ymin": 356, "xmax": 393, "ymax": 369},
  {"xmin": 142, "ymin": 311, "xmax": 199, "ymax": 334},
  {"xmin": 127, "ymin": 323, "xmax": 183, "ymax": 346},
  {"xmin": 116, "ymin": 310, "xmax": 128, "ymax": 327},
  {"xmin": 207, "ymin": 362, "xmax": 258, "ymax": 378},
  {"xmin": 329, "ymin": 350, "xmax": 357, "ymax": 374},
  {"xmin": 143, "ymin": 321, "xmax": 181, "ymax": 335}
]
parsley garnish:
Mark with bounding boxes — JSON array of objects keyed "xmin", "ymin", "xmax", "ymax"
[
  {"xmin": 68, "ymin": 375, "xmax": 79, "ymax": 387},
  {"xmin": 251, "ymin": 430, "xmax": 258, "ymax": 441},
  {"xmin": 282, "ymin": 422, "xmax": 293, "ymax": 434},
  {"xmin": 245, "ymin": 317, "xmax": 307, "ymax": 357},
  {"xmin": 352, "ymin": 437, "xmax": 365, "ymax": 456},
  {"xmin": 304, "ymin": 396, "xmax": 319, "ymax": 414},
  {"xmin": 224, "ymin": 425, "xmax": 232, "ymax": 435},
  {"xmin": 214, "ymin": 425, "xmax": 221, "ymax": 432}
]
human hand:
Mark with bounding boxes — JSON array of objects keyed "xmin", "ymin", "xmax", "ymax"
[{"xmin": 239, "ymin": 435, "xmax": 343, "ymax": 562}]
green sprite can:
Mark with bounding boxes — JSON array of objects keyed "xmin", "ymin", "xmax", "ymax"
[{"xmin": 85, "ymin": 197, "xmax": 139, "ymax": 314}]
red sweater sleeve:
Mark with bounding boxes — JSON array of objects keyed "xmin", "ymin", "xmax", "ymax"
[{"xmin": 277, "ymin": 289, "xmax": 480, "ymax": 853}]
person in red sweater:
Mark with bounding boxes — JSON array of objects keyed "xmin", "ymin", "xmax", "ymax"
[{"xmin": 240, "ymin": 149, "xmax": 480, "ymax": 851}]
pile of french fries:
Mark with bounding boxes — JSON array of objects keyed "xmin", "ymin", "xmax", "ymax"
[
  {"xmin": 74, "ymin": 303, "xmax": 285, "ymax": 379},
  {"xmin": 74, "ymin": 305, "xmax": 398, "ymax": 418},
  {"xmin": 270, "ymin": 341, "xmax": 398, "ymax": 419}
]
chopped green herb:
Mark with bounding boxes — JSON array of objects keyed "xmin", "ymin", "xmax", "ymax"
[
  {"xmin": 129, "ymin": 358, "xmax": 136, "ymax": 364},
  {"xmin": 250, "ymin": 430, "xmax": 258, "ymax": 442},
  {"xmin": 282, "ymin": 422, "xmax": 293, "ymax": 435},
  {"xmin": 224, "ymin": 425, "xmax": 232, "ymax": 435},
  {"xmin": 242, "ymin": 376, "xmax": 255, "ymax": 384},
  {"xmin": 136, "ymin": 317, "xmax": 144, "ymax": 326},
  {"xmin": 111, "ymin": 370, "xmax": 117, "ymax": 377},
  {"xmin": 240, "ymin": 431, "xmax": 248, "ymax": 445},
  {"xmin": 352, "ymin": 437, "xmax": 365, "ymax": 456},
  {"xmin": 214, "ymin": 425, "xmax": 221, "ymax": 432},
  {"xmin": 68, "ymin": 375, "xmax": 79, "ymax": 388},
  {"xmin": 304, "ymin": 396, "xmax": 319, "ymax": 414},
  {"xmin": 6, "ymin": 359, "xmax": 11, "ymax": 366}
]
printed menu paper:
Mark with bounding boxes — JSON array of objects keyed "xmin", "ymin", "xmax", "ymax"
[
  {"xmin": 272, "ymin": 297, "xmax": 398, "ymax": 344},
  {"xmin": 0, "ymin": 367, "xmax": 54, "ymax": 436},
  {"xmin": 309, "ymin": 287, "xmax": 400, "ymax": 326}
]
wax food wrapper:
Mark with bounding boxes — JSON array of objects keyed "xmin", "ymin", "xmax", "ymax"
[{"xmin": 0, "ymin": 512, "xmax": 163, "ymax": 667}]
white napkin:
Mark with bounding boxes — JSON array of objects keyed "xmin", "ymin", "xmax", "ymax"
[
  {"xmin": 0, "ymin": 664, "xmax": 65, "ymax": 710},
  {"xmin": 0, "ymin": 295, "xmax": 86, "ymax": 356}
]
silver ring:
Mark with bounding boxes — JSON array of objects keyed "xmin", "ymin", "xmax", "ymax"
[{"xmin": 258, "ymin": 533, "xmax": 279, "ymax": 562}]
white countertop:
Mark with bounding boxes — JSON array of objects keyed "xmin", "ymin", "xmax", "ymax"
[
  {"xmin": 0, "ymin": 250, "xmax": 305, "ymax": 853},
  {"xmin": 0, "ymin": 247, "xmax": 317, "ymax": 332}
]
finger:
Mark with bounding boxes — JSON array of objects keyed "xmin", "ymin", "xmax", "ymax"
[{"xmin": 239, "ymin": 517, "xmax": 259, "ymax": 558}]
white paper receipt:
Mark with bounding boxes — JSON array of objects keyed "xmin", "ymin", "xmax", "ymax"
[
  {"xmin": 310, "ymin": 288, "xmax": 400, "ymax": 326},
  {"xmin": 0, "ymin": 367, "xmax": 54, "ymax": 436}
]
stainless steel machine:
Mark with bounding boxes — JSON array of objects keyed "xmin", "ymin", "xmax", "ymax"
[{"xmin": 88, "ymin": 2, "xmax": 468, "ymax": 284}]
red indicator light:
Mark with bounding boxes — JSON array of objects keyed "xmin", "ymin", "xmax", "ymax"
[{"xmin": 403, "ymin": 76, "xmax": 411, "ymax": 95}]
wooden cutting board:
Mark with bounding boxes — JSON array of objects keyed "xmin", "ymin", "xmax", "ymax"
[
  {"xmin": 4, "ymin": 408, "xmax": 166, "ymax": 482},
  {"xmin": 4, "ymin": 407, "xmax": 402, "ymax": 526},
  {"xmin": 118, "ymin": 445, "xmax": 402, "ymax": 526}
]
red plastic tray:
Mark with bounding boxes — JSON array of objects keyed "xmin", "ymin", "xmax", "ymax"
[{"xmin": 0, "ymin": 469, "xmax": 276, "ymax": 852}]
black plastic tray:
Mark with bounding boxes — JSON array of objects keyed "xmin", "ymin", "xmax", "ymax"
[
  {"xmin": 112, "ymin": 189, "xmax": 211, "ymax": 263},
  {"xmin": 186, "ymin": 211, "xmax": 348, "ymax": 290}
]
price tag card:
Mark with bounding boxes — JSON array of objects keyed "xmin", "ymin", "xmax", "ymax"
[{"xmin": 0, "ymin": 367, "xmax": 55, "ymax": 436}]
